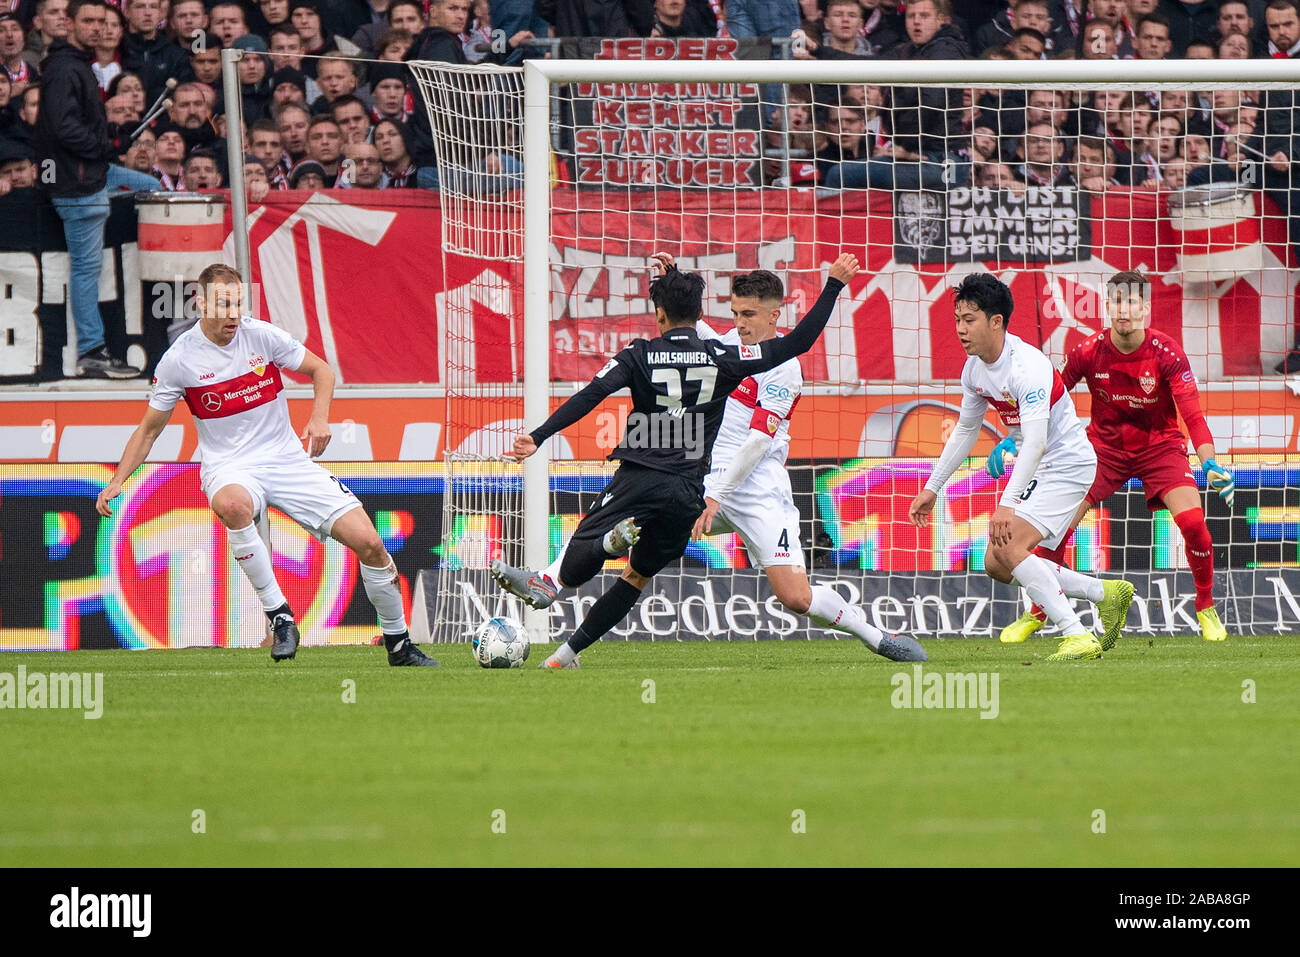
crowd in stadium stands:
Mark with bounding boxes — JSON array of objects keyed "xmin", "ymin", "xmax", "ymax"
[
  {"xmin": 0, "ymin": 0, "xmax": 1294, "ymax": 200},
  {"xmin": 781, "ymin": 0, "xmax": 1300, "ymax": 200},
  {"xmin": 2, "ymin": 0, "xmax": 1299, "ymax": 200},
  {"xmin": 1, "ymin": 0, "xmax": 1296, "ymax": 375}
]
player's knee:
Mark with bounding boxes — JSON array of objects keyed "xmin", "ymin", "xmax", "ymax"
[
  {"xmin": 212, "ymin": 496, "xmax": 254, "ymax": 529},
  {"xmin": 991, "ymin": 543, "xmax": 1030, "ymax": 582},
  {"xmin": 984, "ymin": 548, "xmax": 1012, "ymax": 583},
  {"xmin": 354, "ymin": 534, "xmax": 388, "ymax": 567},
  {"xmin": 620, "ymin": 567, "xmax": 651, "ymax": 590},
  {"xmin": 560, "ymin": 548, "xmax": 596, "ymax": 589},
  {"xmin": 775, "ymin": 578, "xmax": 812, "ymax": 614}
]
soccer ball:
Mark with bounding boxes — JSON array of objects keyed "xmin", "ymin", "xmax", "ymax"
[{"xmin": 472, "ymin": 617, "xmax": 530, "ymax": 669}]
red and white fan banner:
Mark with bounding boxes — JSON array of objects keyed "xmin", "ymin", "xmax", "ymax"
[{"xmin": 221, "ymin": 188, "xmax": 1300, "ymax": 385}]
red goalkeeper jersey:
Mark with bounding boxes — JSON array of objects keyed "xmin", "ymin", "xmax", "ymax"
[{"xmin": 1060, "ymin": 329, "xmax": 1214, "ymax": 455}]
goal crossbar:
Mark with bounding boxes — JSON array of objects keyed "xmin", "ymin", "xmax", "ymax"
[{"xmin": 522, "ymin": 57, "xmax": 1300, "ymax": 87}]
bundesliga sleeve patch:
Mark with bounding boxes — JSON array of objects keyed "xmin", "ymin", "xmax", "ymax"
[{"xmin": 739, "ymin": 344, "xmax": 761, "ymax": 360}]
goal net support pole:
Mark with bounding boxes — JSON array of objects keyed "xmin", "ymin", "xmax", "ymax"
[{"xmin": 522, "ymin": 64, "xmax": 551, "ymax": 643}]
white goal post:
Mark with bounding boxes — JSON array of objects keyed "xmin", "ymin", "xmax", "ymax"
[{"xmin": 414, "ymin": 55, "xmax": 1300, "ymax": 642}]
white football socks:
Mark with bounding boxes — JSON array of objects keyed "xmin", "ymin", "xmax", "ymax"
[
  {"xmin": 1050, "ymin": 563, "xmax": 1106, "ymax": 603},
  {"xmin": 359, "ymin": 557, "xmax": 407, "ymax": 635},
  {"xmin": 542, "ymin": 542, "xmax": 569, "ymax": 589},
  {"xmin": 1012, "ymin": 556, "xmax": 1085, "ymax": 635},
  {"xmin": 228, "ymin": 522, "xmax": 287, "ymax": 613},
  {"xmin": 550, "ymin": 642, "xmax": 578, "ymax": 666},
  {"xmin": 807, "ymin": 584, "xmax": 884, "ymax": 650}
]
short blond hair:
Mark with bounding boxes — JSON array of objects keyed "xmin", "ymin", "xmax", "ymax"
[{"xmin": 197, "ymin": 262, "xmax": 241, "ymax": 288}]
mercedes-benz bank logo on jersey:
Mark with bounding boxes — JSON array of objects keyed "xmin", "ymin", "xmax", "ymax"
[
  {"xmin": 49, "ymin": 887, "xmax": 151, "ymax": 937},
  {"xmin": 184, "ymin": 365, "xmax": 284, "ymax": 420}
]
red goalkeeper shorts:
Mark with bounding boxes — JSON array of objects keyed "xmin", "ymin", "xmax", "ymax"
[{"xmin": 1087, "ymin": 442, "xmax": 1198, "ymax": 513}]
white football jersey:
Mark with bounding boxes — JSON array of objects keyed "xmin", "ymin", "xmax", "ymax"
[
  {"xmin": 959, "ymin": 332, "xmax": 1093, "ymax": 470},
  {"xmin": 697, "ymin": 324, "xmax": 801, "ymax": 496},
  {"xmin": 149, "ymin": 317, "xmax": 307, "ymax": 477}
]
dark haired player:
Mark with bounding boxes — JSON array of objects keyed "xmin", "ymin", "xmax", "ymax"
[
  {"xmin": 990, "ymin": 271, "xmax": 1234, "ymax": 643},
  {"xmin": 491, "ymin": 253, "xmax": 861, "ymax": 668},
  {"xmin": 680, "ymin": 254, "xmax": 925, "ymax": 661},
  {"xmin": 908, "ymin": 273, "xmax": 1133, "ymax": 661}
]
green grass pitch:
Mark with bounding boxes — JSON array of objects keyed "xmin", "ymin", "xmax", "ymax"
[{"xmin": 3, "ymin": 636, "xmax": 1298, "ymax": 867}]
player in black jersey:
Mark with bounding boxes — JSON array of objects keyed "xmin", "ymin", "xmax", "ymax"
[{"xmin": 491, "ymin": 252, "xmax": 860, "ymax": 668}]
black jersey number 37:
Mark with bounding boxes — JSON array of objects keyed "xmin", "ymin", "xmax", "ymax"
[
  {"xmin": 652, "ymin": 367, "xmax": 718, "ymax": 408},
  {"xmin": 1017, "ymin": 479, "xmax": 1037, "ymax": 502}
]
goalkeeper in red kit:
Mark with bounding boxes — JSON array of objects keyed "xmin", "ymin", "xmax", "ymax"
[{"xmin": 988, "ymin": 270, "xmax": 1235, "ymax": 643}]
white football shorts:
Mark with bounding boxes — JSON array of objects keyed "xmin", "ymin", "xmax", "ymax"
[
  {"xmin": 705, "ymin": 475, "xmax": 806, "ymax": 570},
  {"xmin": 202, "ymin": 454, "xmax": 362, "ymax": 541},
  {"xmin": 1012, "ymin": 458, "xmax": 1097, "ymax": 550}
]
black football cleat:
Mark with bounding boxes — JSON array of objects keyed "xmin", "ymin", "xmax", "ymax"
[
  {"xmin": 270, "ymin": 613, "xmax": 300, "ymax": 661},
  {"xmin": 386, "ymin": 636, "xmax": 440, "ymax": 667}
]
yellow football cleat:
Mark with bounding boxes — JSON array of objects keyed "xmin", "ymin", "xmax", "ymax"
[
  {"xmin": 1000, "ymin": 611, "xmax": 1046, "ymax": 644},
  {"xmin": 1198, "ymin": 606, "xmax": 1227, "ymax": 642},
  {"xmin": 1096, "ymin": 579, "xmax": 1135, "ymax": 651},
  {"xmin": 1045, "ymin": 633, "xmax": 1103, "ymax": 661}
]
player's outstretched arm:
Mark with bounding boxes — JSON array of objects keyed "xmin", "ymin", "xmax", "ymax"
[
  {"xmin": 505, "ymin": 433, "xmax": 537, "ymax": 462},
  {"xmin": 96, "ymin": 406, "xmax": 173, "ymax": 516},
  {"xmin": 511, "ymin": 351, "xmax": 635, "ymax": 461},
  {"xmin": 295, "ymin": 350, "xmax": 336, "ymax": 458}
]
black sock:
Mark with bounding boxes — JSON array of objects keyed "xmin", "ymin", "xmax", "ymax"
[
  {"xmin": 569, "ymin": 579, "xmax": 642, "ymax": 653},
  {"xmin": 559, "ymin": 538, "xmax": 609, "ymax": 589},
  {"xmin": 266, "ymin": 602, "xmax": 293, "ymax": 623},
  {"xmin": 382, "ymin": 631, "xmax": 409, "ymax": 652}
]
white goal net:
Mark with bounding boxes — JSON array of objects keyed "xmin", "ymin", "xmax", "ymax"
[{"xmin": 412, "ymin": 55, "xmax": 1300, "ymax": 641}]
